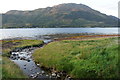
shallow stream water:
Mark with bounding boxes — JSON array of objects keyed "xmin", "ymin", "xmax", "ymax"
[
  {"xmin": 9, "ymin": 39, "xmax": 70, "ymax": 79},
  {"xmin": 10, "ymin": 41, "xmax": 53, "ymax": 79}
]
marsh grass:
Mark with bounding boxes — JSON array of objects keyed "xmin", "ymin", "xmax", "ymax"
[
  {"xmin": 1, "ymin": 39, "xmax": 44, "ymax": 78},
  {"xmin": 2, "ymin": 40, "xmax": 44, "ymax": 57},
  {"xmin": 33, "ymin": 37, "xmax": 119, "ymax": 78},
  {"xmin": 2, "ymin": 57, "xmax": 27, "ymax": 78}
]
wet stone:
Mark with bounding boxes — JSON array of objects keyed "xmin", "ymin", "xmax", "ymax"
[
  {"xmin": 10, "ymin": 46, "xmax": 53, "ymax": 79},
  {"xmin": 24, "ymin": 67, "xmax": 26, "ymax": 69},
  {"xmin": 37, "ymin": 72, "xmax": 40, "ymax": 75},
  {"xmin": 30, "ymin": 69, "xmax": 32, "ymax": 71},
  {"xmin": 57, "ymin": 74, "xmax": 60, "ymax": 78},
  {"xmin": 37, "ymin": 64, "xmax": 40, "ymax": 66},
  {"xmin": 41, "ymin": 71, "xmax": 45, "ymax": 74},
  {"xmin": 30, "ymin": 74, "xmax": 34, "ymax": 77},
  {"xmin": 52, "ymin": 73, "xmax": 56, "ymax": 77},
  {"xmin": 46, "ymin": 75, "xmax": 49, "ymax": 77},
  {"xmin": 27, "ymin": 60, "xmax": 31, "ymax": 62}
]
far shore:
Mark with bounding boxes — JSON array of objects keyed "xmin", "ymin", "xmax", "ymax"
[{"xmin": 1, "ymin": 33, "xmax": 120, "ymax": 41}]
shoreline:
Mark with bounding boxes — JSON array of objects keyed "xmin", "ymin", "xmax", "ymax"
[
  {"xmin": 1, "ymin": 34, "xmax": 120, "ymax": 79},
  {"xmin": 1, "ymin": 33, "xmax": 119, "ymax": 41}
]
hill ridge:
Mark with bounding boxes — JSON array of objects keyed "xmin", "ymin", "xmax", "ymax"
[{"xmin": 2, "ymin": 3, "xmax": 118, "ymax": 28}]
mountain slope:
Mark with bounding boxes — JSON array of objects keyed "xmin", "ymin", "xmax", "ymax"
[{"xmin": 2, "ymin": 3, "xmax": 118, "ymax": 28}]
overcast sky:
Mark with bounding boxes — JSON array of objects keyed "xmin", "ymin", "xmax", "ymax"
[{"xmin": 0, "ymin": 0, "xmax": 119, "ymax": 17}]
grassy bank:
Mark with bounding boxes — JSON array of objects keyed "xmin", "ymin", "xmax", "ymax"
[
  {"xmin": 2, "ymin": 40, "xmax": 44, "ymax": 57},
  {"xmin": 2, "ymin": 56, "xmax": 27, "ymax": 78},
  {"xmin": 1, "ymin": 39, "xmax": 44, "ymax": 78},
  {"xmin": 33, "ymin": 37, "xmax": 119, "ymax": 78}
]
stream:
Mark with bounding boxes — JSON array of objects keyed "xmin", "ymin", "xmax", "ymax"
[
  {"xmin": 9, "ymin": 40, "xmax": 56, "ymax": 79},
  {"xmin": 8, "ymin": 35, "xmax": 73, "ymax": 79}
]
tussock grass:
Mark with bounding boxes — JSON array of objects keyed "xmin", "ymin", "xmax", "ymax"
[
  {"xmin": 2, "ymin": 57, "xmax": 27, "ymax": 78},
  {"xmin": 33, "ymin": 37, "xmax": 119, "ymax": 78}
]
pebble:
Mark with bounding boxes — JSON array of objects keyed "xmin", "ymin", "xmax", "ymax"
[
  {"xmin": 41, "ymin": 71, "xmax": 45, "ymax": 74},
  {"xmin": 30, "ymin": 74, "xmax": 34, "ymax": 77},
  {"xmin": 30, "ymin": 69, "xmax": 32, "ymax": 71},
  {"xmin": 68, "ymin": 77, "xmax": 71, "ymax": 79},
  {"xmin": 46, "ymin": 75, "xmax": 49, "ymax": 77},
  {"xmin": 37, "ymin": 72, "xmax": 40, "ymax": 75},
  {"xmin": 52, "ymin": 73, "xmax": 56, "ymax": 77},
  {"xmin": 24, "ymin": 67, "xmax": 26, "ymax": 69},
  {"xmin": 33, "ymin": 74, "xmax": 38, "ymax": 78},
  {"xmin": 37, "ymin": 64, "xmax": 40, "ymax": 66},
  {"xmin": 49, "ymin": 75, "xmax": 52, "ymax": 78},
  {"xmin": 57, "ymin": 74, "xmax": 60, "ymax": 78},
  {"xmin": 27, "ymin": 60, "xmax": 30, "ymax": 62},
  {"xmin": 39, "ymin": 73, "xmax": 42, "ymax": 76}
]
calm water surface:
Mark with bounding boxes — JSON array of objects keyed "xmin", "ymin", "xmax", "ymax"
[{"xmin": 0, "ymin": 28, "xmax": 118, "ymax": 40}]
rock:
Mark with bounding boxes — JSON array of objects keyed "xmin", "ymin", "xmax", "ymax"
[
  {"xmin": 46, "ymin": 75, "xmax": 49, "ymax": 77},
  {"xmin": 30, "ymin": 74, "xmax": 34, "ymax": 77},
  {"xmin": 52, "ymin": 73, "xmax": 56, "ymax": 77},
  {"xmin": 33, "ymin": 74, "xmax": 37, "ymax": 78},
  {"xmin": 29, "ymin": 56, "xmax": 32, "ymax": 58},
  {"xmin": 15, "ymin": 57, "xmax": 19, "ymax": 60},
  {"xmin": 18, "ymin": 56, "xmax": 20, "ymax": 59},
  {"xmin": 39, "ymin": 73, "xmax": 42, "ymax": 76},
  {"xmin": 37, "ymin": 64, "xmax": 40, "ymax": 66},
  {"xmin": 20, "ymin": 57, "xmax": 26, "ymax": 60},
  {"xmin": 10, "ymin": 56, "xmax": 14, "ymax": 59},
  {"xmin": 57, "ymin": 74, "xmax": 60, "ymax": 78},
  {"xmin": 37, "ymin": 72, "xmax": 40, "ymax": 75},
  {"xmin": 60, "ymin": 72, "xmax": 63, "ymax": 75},
  {"xmin": 41, "ymin": 71, "xmax": 45, "ymax": 74},
  {"xmin": 49, "ymin": 75, "xmax": 52, "ymax": 78},
  {"xmin": 30, "ymin": 74, "xmax": 37, "ymax": 78},
  {"xmin": 68, "ymin": 76, "xmax": 71, "ymax": 79},
  {"xmin": 13, "ymin": 54, "xmax": 17, "ymax": 56},
  {"xmin": 27, "ymin": 59, "xmax": 31, "ymax": 62},
  {"xmin": 12, "ymin": 57, "xmax": 16, "ymax": 60},
  {"xmin": 30, "ymin": 69, "xmax": 32, "ymax": 71},
  {"xmin": 24, "ymin": 64, "xmax": 27, "ymax": 66},
  {"xmin": 20, "ymin": 58, "xmax": 23, "ymax": 60}
]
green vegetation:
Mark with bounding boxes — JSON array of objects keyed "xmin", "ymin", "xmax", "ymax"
[
  {"xmin": 2, "ymin": 56, "xmax": 27, "ymax": 78},
  {"xmin": 33, "ymin": 37, "xmax": 119, "ymax": 78},
  {"xmin": 2, "ymin": 40, "xmax": 44, "ymax": 57},
  {"xmin": 2, "ymin": 3, "xmax": 118, "ymax": 28},
  {"xmin": 1, "ymin": 39, "xmax": 44, "ymax": 78}
]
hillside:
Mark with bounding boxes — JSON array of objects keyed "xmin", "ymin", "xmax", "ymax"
[{"xmin": 2, "ymin": 3, "xmax": 118, "ymax": 28}]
